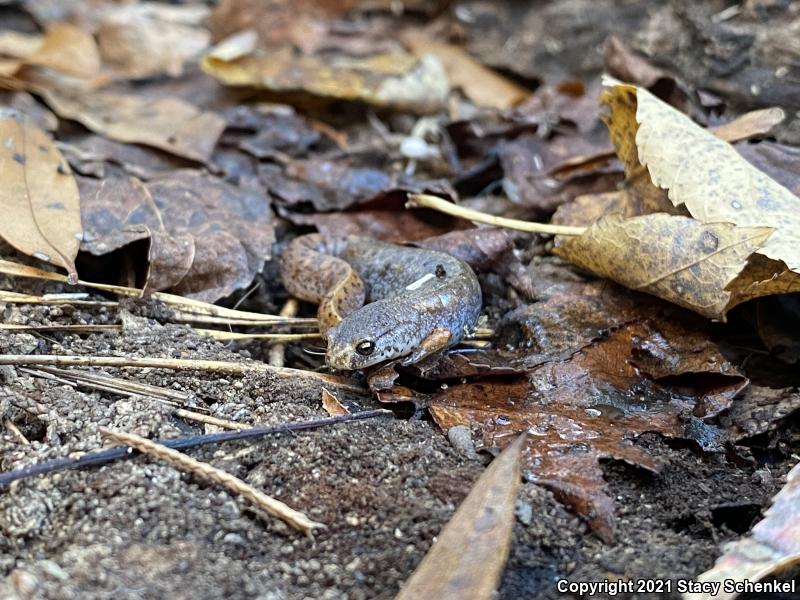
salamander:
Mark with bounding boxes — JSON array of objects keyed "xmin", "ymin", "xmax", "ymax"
[{"xmin": 279, "ymin": 234, "xmax": 482, "ymax": 370}]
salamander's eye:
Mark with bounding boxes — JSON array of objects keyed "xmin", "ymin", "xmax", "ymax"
[{"xmin": 355, "ymin": 340, "xmax": 375, "ymax": 356}]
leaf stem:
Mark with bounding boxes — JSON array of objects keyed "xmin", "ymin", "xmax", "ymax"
[{"xmin": 406, "ymin": 194, "xmax": 586, "ymax": 236}]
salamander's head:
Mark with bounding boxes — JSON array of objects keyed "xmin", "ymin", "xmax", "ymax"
[{"xmin": 325, "ymin": 303, "xmax": 420, "ymax": 370}]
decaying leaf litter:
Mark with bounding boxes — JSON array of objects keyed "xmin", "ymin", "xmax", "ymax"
[{"xmin": 1, "ymin": 1, "xmax": 800, "ymax": 599}]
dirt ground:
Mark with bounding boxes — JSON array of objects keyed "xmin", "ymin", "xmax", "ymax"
[{"xmin": 1, "ymin": 262, "xmax": 798, "ymax": 600}]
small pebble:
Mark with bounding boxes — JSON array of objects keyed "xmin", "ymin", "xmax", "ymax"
[
  {"xmin": 515, "ymin": 499, "xmax": 533, "ymax": 526},
  {"xmin": 447, "ymin": 425, "xmax": 478, "ymax": 459}
]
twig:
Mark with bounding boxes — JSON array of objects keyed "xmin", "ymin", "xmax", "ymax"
[
  {"xmin": 171, "ymin": 409, "xmax": 247, "ymax": 430},
  {"xmin": 100, "ymin": 428, "xmax": 323, "ymax": 535},
  {"xmin": 270, "ymin": 299, "xmax": 300, "ymax": 368},
  {"xmin": 0, "ymin": 259, "xmax": 316, "ymax": 326},
  {"xmin": 0, "ymin": 354, "xmax": 368, "ymax": 395},
  {"xmin": 466, "ymin": 327, "xmax": 494, "ymax": 340},
  {"xmin": 0, "ymin": 324, "xmax": 120, "ymax": 333},
  {"xmin": 200, "ymin": 331, "xmax": 319, "ymax": 342},
  {"xmin": 406, "ymin": 194, "xmax": 586, "ymax": 236},
  {"xmin": 20, "ymin": 367, "xmax": 249, "ymax": 429},
  {"xmin": 21, "ymin": 366, "xmax": 206, "ymax": 408},
  {"xmin": 0, "ymin": 409, "xmax": 392, "ymax": 487},
  {"xmin": 4, "ymin": 419, "xmax": 30, "ymax": 445},
  {"xmin": 0, "ymin": 290, "xmax": 117, "ymax": 308},
  {"xmin": 171, "ymin": 313, "xmax": 317, "ymax": 328}
]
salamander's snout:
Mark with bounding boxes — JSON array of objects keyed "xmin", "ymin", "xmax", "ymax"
[
  {"xmin": 324, "ymin": 330, "xmax": 380, "ymax": 371},
  {"xmin": 325, "ymin": 307, "xmax": 419, "ymax": 371}
]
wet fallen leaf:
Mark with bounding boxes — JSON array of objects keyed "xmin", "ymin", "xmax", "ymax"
[
  {"xmin": 78, "ymin": 170, "xmax": 275, "ymax": 302},
  {"xmin": 554, "ymin": 213, "xmax": 773, "ymax": 319},
  {"xmin": 142, "ymin": 229, "xmax": 195, "ymax": 294},
  {"xmin": 684, "ymin": 461, "xmax": 800, "ymax": 600},
  {"xmin": 401, "ymin": 31, "xmax": 530, "ymax": 110},
  {"xmin": 547, "ymin": 106, "xmax": 788, "ymax": 193},
  {"xmin": 394, "ymin": 434, "xmax": 524, "ymax": 600},
  {"xmin": 0, "ymin": 111, "xmax": 82, "ymax": 282},
  {"xmin": 424, "ymin": 276, "xmax": 746, "ymax": 540},
  {"xmin": 40, "ymin": 88, "xmax": 225, "ymax": 163},
  {"xmin": 202, "ymin": 40, "xmax": 449, "ymax": 114},
  {"xmin": 603, "ymin": 78, "xmax": 800, "ymax": 272}
]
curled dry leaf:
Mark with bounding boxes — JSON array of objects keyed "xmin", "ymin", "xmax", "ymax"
[
  {"xmin": 78, "ymin": 170, "xmax": 275, "ymax": 302},
  {"xmin": 554, "ymin": 213, "xmax": 773, "ymax": 320},
  {"xmin": 202, "ymin": 40, "xmax": 449, "ymax": 114},
  {"xmin": 40, "ymin": 88, "xmax": 225, "ymax": 163},
  {"xmin": 321, "ymin": 388, "xmax": 349, "ymax": 417},
  {"xmin": 394, "ymin": 434, "xmax": 524, "ymax": 600},
  {"xmin": 602, "ymin": 78, "xmax": 800, "ymax": 272},
  {"xmin": 0, "ymin": 111, "xmax": 82, "ymax": 282},
  {"xmin": 684, "ymin": 461, "xmax": 800, "ymax": 600}
]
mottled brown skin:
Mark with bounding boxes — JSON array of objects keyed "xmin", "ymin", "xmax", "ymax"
[{"xmin": 280, "ymin": 234, "xmax": 482, "ymax": 370}]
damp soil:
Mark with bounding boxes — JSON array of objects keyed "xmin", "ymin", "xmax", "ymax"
[{"xmin": 1, "ymin": 295, "xmax": 797, "ymax": 600}]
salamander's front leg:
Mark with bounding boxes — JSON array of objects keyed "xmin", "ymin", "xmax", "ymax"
[{"xmin": 400, "ymin": 328, "xmax": 452, "ymax": 366}]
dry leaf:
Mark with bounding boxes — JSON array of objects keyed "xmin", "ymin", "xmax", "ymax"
[
  {"xmin": 202, "ymin": 41, "xmax": 449, "ymax": 114},
  {"xmin": 262, "ymin": 158, "xmax": 455, "ymax": 213},
  {"xmin": 41, "ymin": 88, "xmax": 225, "ymax": 163},
  {"xmin": 684, "ymin": 461, "xmax": 800, "ymax": 600},
  {"xmin": 209, "ymin": 0, "xmax": 336, "ymax": 52},
  {"xmin": 724, "ymin": 385, "xmax": 800, "ymax": 442},
  {"xmin": 602, "ymin": 78, "xmax": 800, "ymax": 272},
  {"xmin": 0, "ymin": 89, "xmax": 58, "ymax": 131},
  {"xmin": 96, "ymin": 5, "xmax": 211, "ymax": 79},
  {"xmin": 0, "ymin": 111, "xmax": 82, "ymax": 281},
  {"xmin": 711, "ymin": 107, "xmax": 785, "ymax": 143},
  {"xmin": 736, "ymin": 141, "xmax": 800, "ymax": 197},
  {"xmin": 401, "ymin": 31, "xmax": 530, "ymax": 110},
  {"xmin": 604, "ymin": 35, "xmax": 671, "ymax": 89},
  {"xmin": 0, "ymin": 23, "xmax": 100, "ymax": 80},
  {"xmin": 554, "ymin": 213, "xmax": 773, "ymax": 320},
  {"xmin": 394, "ymin": 434, "xmax": 524, "ymax": 600},
  {"xmin": 60, "ymin": 132, "xmax": 191, "ymax": 179},
  {"xmin": 321, "ymin": 388, "xmax": 349, "ymax": 416}
]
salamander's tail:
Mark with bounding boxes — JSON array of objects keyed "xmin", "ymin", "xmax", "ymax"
[{"xmin": 279, "ymin": 234, "xmax": 366, "ymax": 336}]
